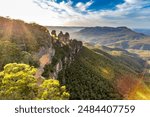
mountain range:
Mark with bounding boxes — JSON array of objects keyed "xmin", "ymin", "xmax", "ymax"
[
  {"xmin": 47, "ymin": 26, "xmax": 150, "ymax": 50},
  {"xmin": 134, "ymin": 29, "xmax": 150, "ymax": 36},
  {"xmin": 72, "ymin": 26, "xmax": 150, "ymax": 50}
]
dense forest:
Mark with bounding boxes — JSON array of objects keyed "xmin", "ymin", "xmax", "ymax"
[{"xmin": 57, "ymin": 46, "xmax": 145, "ymax": 99}]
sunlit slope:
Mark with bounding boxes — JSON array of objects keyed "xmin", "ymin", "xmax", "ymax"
[
  {"xmin": 0, "ymin": 17, "xmax": 51, "ymax": 69},
  {"xmin": 91, "ymin": 47, "xmax": 150, "ymax": 100},
  {"xmin": 127, "ymin": 81, "xmax": 150, "ymax": 100},
  {"xmin": 0, "ymin": 17, "xmax": 51, "ymax": 51},
  {"xmin": 58, "ymin": 47, "xmax": 150, "ymax": 99}
]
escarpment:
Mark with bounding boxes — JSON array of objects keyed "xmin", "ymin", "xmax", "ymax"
[
  {"xmin": 41, "ymin": 30, "xmax": 83, "ymax": 79},
  {"xmin": 0, "ymin": 17, "xmax": 82, "ymax": 80}
]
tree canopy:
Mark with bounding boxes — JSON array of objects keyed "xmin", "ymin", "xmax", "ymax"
[
  {"xmin": 38, "ymin": 79, "xmax": 70, "ymax": 100},
  {"xmin": 0, "ymin": 63, "xmax": 69, "ymax": 100}
]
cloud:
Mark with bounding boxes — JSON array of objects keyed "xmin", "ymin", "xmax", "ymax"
[
  {"xmin": 0, "ymin": 0, "xmax": 149, "ymax": 28},
  {"xmin": 33, "ymin": 0, "xmax": 150, "ymax": 28},
  {"xmin": 76, "ymin": 0, "xmax": 94, "ymax": 11},
  {"xmin": 0, "ymin": 0, "xmax": 60, "ymax": 25}
]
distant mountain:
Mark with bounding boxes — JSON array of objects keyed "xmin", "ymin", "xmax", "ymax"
[
  {"xmin": 109, "ymin": 37, "xmax": 150, "ymax": 50},
  {"xmin": 134, "ymin": 29, "xmax": 150, "ymax": 36},
  {"xmin": 73, "ymin": 26, "xmax": 150, "ymax": 50},
  {"xmin": 83, "ymin": 43, "xmax": 145, "ymax": 73},
  {"xmin": 47, "ymin": 26, "xmax": 84, "ymax": 34}
]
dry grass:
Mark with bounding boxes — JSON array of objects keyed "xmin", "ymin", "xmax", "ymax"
[{"xmin": 128, "ymin": 49, "xmax": 150, "ymax": 60}]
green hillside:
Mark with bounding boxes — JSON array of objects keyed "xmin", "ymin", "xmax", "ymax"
[{"xmin": 58, "ymin": 46, "xmax": 145, "ymax": 99}]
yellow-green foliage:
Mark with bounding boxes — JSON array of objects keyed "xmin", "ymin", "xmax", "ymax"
[
  {"xmin": 0, "ymin": 63, "xmax": 38, "ymax": 99},
  {"xmin": 38, "ymin": 79, "xmax": 70, "ymax": 100},
  {"xmin": 0, "ymin": 63, "xmax": 70, "ymax": 100}
]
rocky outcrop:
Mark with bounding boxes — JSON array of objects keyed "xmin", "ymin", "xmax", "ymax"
[
  {"xmin": 64, "ymin": 32, "xmax": 70, "ymax": 43},
  {"xmin": 35, "ymin": 46, "xmax": 55, "ymax": 79},
  {"xmin": 41, "ymin": 30, "xmax": 83, "ymax": 79},
  {"xmin": 53, "ymin": 60, "xmax": 63, "ymax": 78},
  {"xmin": 58, "ymin": 31, "xmax": 64, "ymax": 40},
  {"xmin": 69, "ymin": 39, "xmax": 83, "ymax": 54},
  {"xmin": 52, "ymin": 39, "xmax": 82, "ymax": 79},
  {"xmin": 51, "ymin": 30, "xmax": 57, "ymax": 37},
  {"xmin": 52, "ymin": 30, "xmax": 70, "ymax": 44}
]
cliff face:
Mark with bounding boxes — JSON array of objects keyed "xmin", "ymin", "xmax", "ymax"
[
  {"xmin": 0, "ymin": 17, "xmax": 82, "ymax": 79},
  {"xmin": 35, "ymin": 46, "xmax": 55, "ymax": 79},
  {"xmin": 41, "ymin": 30, "xmax": 83, "ymax": 79}
]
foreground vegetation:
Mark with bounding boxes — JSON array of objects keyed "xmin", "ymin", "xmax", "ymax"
[{"xmin": 0, "ymin": 63, "xmax": 70, "ymax": 100}]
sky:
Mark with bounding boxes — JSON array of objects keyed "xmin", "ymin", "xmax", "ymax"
[{"xmin": 0, "ymin": 0, "xmax": 150, "ymax": 28}]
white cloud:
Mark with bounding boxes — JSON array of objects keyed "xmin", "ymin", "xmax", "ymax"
[
  {"xmin": 76, "ymin": 0, "xmax": 94, "ymax": 11},
  {"xmin": 33, "ymin": 0, "xmax": 150, "ymax": 28},
  {"xmin": 125, "ymin": 0, "xmax": 138, "ymax": 4},
  {"xmin": 0, "ymin": 0, "xmax": 59, "ymax": 25},
  {"xmin": 0, "ymin": 0, "xmax": 149, "ymax": 28}
]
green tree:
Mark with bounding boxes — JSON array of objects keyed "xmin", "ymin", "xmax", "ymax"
[
  {"xmin": 0, "ymin": 63, "xmax": 70, "ymax": 100},
  {"xmin": 0, "ymin": 41, "xmax": 21, "ymax": 70},
  {"xmin": 0, "ymin": 63, "xmax": 38, "ymax": 99},
  {"xmin": 38, "ymin": 79, "xmax": 70, "ymax": 100}
]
